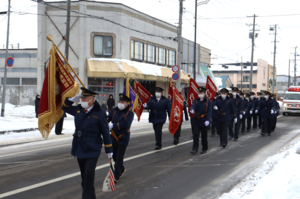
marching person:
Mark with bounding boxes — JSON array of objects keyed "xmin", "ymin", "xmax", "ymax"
[
  {"xmin": 271, "ymin": 94, "xmax": 280, "ymax": 132},
  {"xmin": 240, "ymin": 92, "xmax": 249, "ymax": 135},
  {"xmin": 250, "ymin": 92, "xmax": 258, "ymax": 130},
  {"xmin": 107, "ymin": 94, "xmax": 115, "ymax": 113},
  {"xmin": 190, "ymin": 87, "xmax": 212, "ymax": 154},
  {"xmin": 245, "ymin": 93, "xmax": 255, "ymax": 132},
  {"xmin": 256, "ymin": 92, "xmax": 264, "ymax": 129},
  {"xmin": 108, "ymin": 94, "xmax": 134, "ymax": 183},
  {"xmin": 211, "ymin": 92, "xmax": 220, "ymax": 137},
  {"xmin": 229, "ymin": 87, "xmax": 244, "ymax": 141},
  {"xmin": 35, "ymin": 94, "xmax": 40, "ymax": 118},
  {"xmin": 62, "ymin": 87, "xmax": 113, "ymax": 199},
  {"xmin": 213, "ymin": 88, "xmax": 236, "ymax": 148},
  {"xmin": 169, "ymin": 92, "xmax": 189, "ymax": 145},
  {"xmin": 261, "ymin": 91, "xmax": 276, "ymax": 136},
  {"xmin": 144, "ymin": 87, "xmax": 170, "ymax": 150}
]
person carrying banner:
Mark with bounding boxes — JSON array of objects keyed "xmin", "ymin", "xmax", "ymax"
[
  {"xmin": 229, "ymin": 87, "xmax": 244, "ymax": 141},
  {"xmin": 108, "ymin": 93, "xmax": 134, "ymax": 183},
  {"xmin": 213, "ymin": 88, "xmax": 236, "ymax": 148},
  {"xmin": 62, "ymin": 87, "xmax": 113, "ymax": 199},
  {"xmin": 211, "ymin": 92, "xmax": 220, "ymax": 137},
  {"xmin": 144, "ymin": 87, "xmax": 170, "ymax": 150},
  {"xmin": 190, "ymin": 87, "xmax": 212, "ymax": 154},
  {"xmin": 261, "ymin": 91, "xmax": 276, "ymax": 136},
  {"xmin": 169, "ymin": 92, "xmax": 189, "ymax": 145}
]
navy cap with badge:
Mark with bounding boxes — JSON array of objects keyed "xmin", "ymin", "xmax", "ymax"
[
  {"xmin": 219, "ymin": 88, "xmax": 229, "ymax": 93},
  {"xmin": 257, "ymin": 92, "xmax": 262, "ymax": 95},
  {"xmin": 245, "ymin": 93, "xmax": 250, "ymax": 97},
  {"xmin": 156, "ymin": 87, "xmax": 164, "ymax": 92},
  {"xmin": 240, "ymin": 92, "xmax": 244, "ymax": 96},
  {"xmin": 250, "ymin": 92, "xmax": 255, "ymax": 96},
  {"xmin": 232, "ymin": 87, "xmax": 239, "ymax": 92},
  {"xmin": 81, "ymin": 87, "xmax": 98, "ymax": 97},
  {"xmin": 198, "ymin": 87, "xmax": 207, "ymax": 92},
  {"xmin": 119, "ymin": 93, "xmax": 131, "ymax": 102},
  {"xmin": 265, "ymin": 91, "xmax": 271, "ymax": 95},
  {"xmin": 215, "ymin": 92, "xmax": 220, "ymax": 96}
]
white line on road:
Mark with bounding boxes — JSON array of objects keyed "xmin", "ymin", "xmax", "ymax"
[{"xmin": 0, "ymin": 140, "xmax": 193, "ymax": 198}]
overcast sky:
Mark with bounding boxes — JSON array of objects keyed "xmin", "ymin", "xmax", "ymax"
[{"xmin": 1, "ymin": 0, "xmax": 300, "ymax": 75}]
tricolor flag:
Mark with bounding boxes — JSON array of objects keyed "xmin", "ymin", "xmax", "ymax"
[
  {"xmin": 38, "ymin": 46, "xmax": 79, "ymax": 139},
  {"xmin": 123, "ymin": 78, "xmax": 138, "ymax": 111},
  {"xmin": 102, "ymin": 159, "xmax": 116, "ymax": 192}
]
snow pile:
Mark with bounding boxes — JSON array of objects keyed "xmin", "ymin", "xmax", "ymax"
[
  {"xmin": 219, "ymin": 138, "xmax": 300, "ymax": 199},
  {"xmin": 0, "ymin": 103, "xmax": 36, "ymax": 117}
]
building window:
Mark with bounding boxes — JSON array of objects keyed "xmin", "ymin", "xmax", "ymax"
[
  {"xmin": 22, "ymin": 78, "xmax": 37, "ymax": 85},
  {"xmin": 93, "ymin": 35, "xmax": 113, "ymax": 57},
  {"xmin": 167, "ymin": 50, "xmax": 176, "ymax": 66},
  {"xmin": 1, "ymin": 78, "xmax": 20, "ymax": 85},
  {"xmin": 156, "ymin": 47, "xmax": 166, "ymax": 65},
  {"xmin": 243, "ymin": 76, "xmax": 250, "ymax": 82},
  {"xmin": 131, "ymin": 40, "xmax": 144, "ymax": 61},
  {"xmin": 189, "ymin": 64, "xmax": 194, "ymax": 74},
  {"xmin": 144, "ymin": 44, "xmax": 155, "ymax": 63},
  {"xmin": 88, "ymin": 78, "xmax": 115, "ymax": 104}
]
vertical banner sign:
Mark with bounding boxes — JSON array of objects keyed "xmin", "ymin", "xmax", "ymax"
[
  {"xmin": 205, "ymin": 76, "xmax": 217, "ymax": 101},
  {"xmin": 133, "ymin": 82, "xmax": 151, "ymax": 121},
  {"xmin": 168, "ymin": 81, "xmax": 173, "ymax": 100},
  {"xmin": 169, "ymin": 86, "xmax": 184, "ymax": 135},
  {"xmin": 187, "ymin": 78, "xmax": 200, "ymax": 117}
]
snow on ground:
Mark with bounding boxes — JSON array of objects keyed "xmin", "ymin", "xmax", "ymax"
[
  {"xmin": 0, "ymin": 103, "xmax": 36, "ymax": 117},
  {"xmin": 218, "ymin": 138, "xmax": 300, "ymax": 199}
]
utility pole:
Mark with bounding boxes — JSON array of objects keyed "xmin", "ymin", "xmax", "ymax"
[
  {"xmin": 248, "ymin": 14, "xmax": 257, "ymax": 93},
  {"xmin": 193, "ymin": 0, "xmax": 198, "ymax": 80},
  {"xmin": 65, "ymin": 0, "xmax": 71, "ymax": 61},
  {"xmin": 288, "ymin": 59, "xmax": 290, "ymax": 88},
  {"xmin": 176, "ymin": 0, "xmax": 183, "ymax": 91},
  {"xmin": 1, "ymin": 0, "xmax": 11, "ymax": 117},
  {"xmin": 240, "ymin": 57, "xmax": 243, "ymax": 91},
  {"xmin": 271, "ymin": 24, "xmax": 277, "ymax": 94},
  {"xmin": 294, "ymin": 46, "xmax": 298, "ymax": 86}
]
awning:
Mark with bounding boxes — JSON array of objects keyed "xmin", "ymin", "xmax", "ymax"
[{"xmin": 87, "ymin": 58, "xmax": 190, "ymax": 84}]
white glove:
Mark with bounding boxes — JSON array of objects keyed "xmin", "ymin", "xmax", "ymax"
[
  {"xmin": 204, "ymin": 121, "xmax": 210, "ymax": 126},
  {"xmin": 250, "ymin": 110, "xmax": 253, "ymax": 114},
  {"xmin": 271, "ymin": 110, "xmax": 274, "ymax": 114},
  {"xmin": 255, "ymin": 110, "xmax": 258, "ymax": 113},
  {"xmin": 190, "ymin": 109, "xmax": 194, "ymax": 114},
  {"xmin": 108, "ymin": 123, "xmax": 113, "ymax": 130},
  {"xmin": 234, "ymin": 118, "xmax": 237, "ymax": 123},
  {"xmin": 240, "ymin": 114, "xmax": 243, "ymax": 119},
  {"xmin": 214, "ymin": 106, "xmax": 218, "ymax": 110},
  {"xmin": 275, "ymin": 110, "xmax": 277, "ymax": 114},
  {"xmin": 69, "ymin": 94, "xmax": 81, "ymax": 103},
  {"xmin": 243, "ymin": 111, "xmax": 246, "ymax": 115},
  {"xmin": 143, "ymin": 103, "xmax": 147, "ymax": 108},
  {"xmin": 107, "ymin": 153, "xmax": 113, "ymax": 159}
]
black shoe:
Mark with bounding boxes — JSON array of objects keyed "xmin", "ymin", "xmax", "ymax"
[
  {"xmin": 200, "ymin": 151, "xmax": 206, "ymax": 154},
  {"xmin": 223, "ymin": 145, "xmax": 227, "ymax": 148},
  {"xmin": 190, "ymin": 150, "xmax": 198, "ymax": 154},
  {"xmin": 173, "ymin": 139, "xmax": 179, "ymax": 145},
  {"xmin": 268, "ymin": 134, "xmax": 271, "ymax": 136},
  {"xmin": 234, "ymin": 139, "xmax": 238, "ymax": 141},
  {"xmin": 56, "ymin": 133, "xmax": 64, "ymax": 135},
  {"xmin": 219, "ymin": 144, "xmax": 223, "ymax": 147},
  {"xmin": 229, "ymin": 136, "xmax": 233, "ymax": 140},
  {"xmin": 154, "ymin": 146, "xmax": 161, "ymax": 150},
  {"xmin": 211, "ymin": 134, "xmax": 215, "ymax": 137},
  {"xmin": 119, "ymin": 169, "xmax": 126, "ymax": 179},
  {"xmin": 261, "ymin": 133, "xmax": 265, "ymax": 136},
  {"xmin": 114, "ymin": 178, "xmax": 119, "ymax": 183}
]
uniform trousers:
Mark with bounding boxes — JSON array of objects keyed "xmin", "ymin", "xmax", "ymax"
[
  {"xmin": 232, "ymin": 118, "xmax": 241, "ymax": 139},
  {"xmin": 253, "ymin": 114, "xmax": 257, "ymax": 129},
  {"xmin": 246, "ymin": 116, "xmax": 252, "ymax": 131},
  {"xmin": 241, "ymin": 117, "xmax": 246, "ymax": 133},
  {"xmin": 272, "ymin": 116, "xmax": 278, "ymax": 131},
  {"xmin": 113, "ymin": 144, "xmax": 127, "ymax": 180},
  {"xmin": 192, "ymin": 124, "xmax": 208, "ymax": 152},
  {"xmin": 211, "ymin": 118, "xmax": 219, "ymax": 136},
  {"xmin": 55, "ymin": 117, "xmax": 64, "ymax": 135},
  {"xmin": 77, "ymin": 158, "xmax": 98, "ymax": 199},
  {"xmin": 262, "ymin": 118, "xmax": 272, "ymax": 135},
  {"xmin": 228, "ymin": 119, "xmax": 234, "ymax": 138},
  {"xmin": 258, "ymin": 114, "xmax": 262, "ymax": 128},
  {"xmin": 153, "ymin": 123, "xmax": 164, "ymax": 147},
  {"xmin": 219, "ymin": 120, "xmax": 231, "ymax": 146},
  {"xmin": 174, "ymin": 120, "xmax": 182, "ymax": 141}
]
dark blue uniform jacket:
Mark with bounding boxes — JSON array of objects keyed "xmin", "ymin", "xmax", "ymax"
[
  {"xmin": 212, "ymin": 98, "xmax": 219, "ymax": 119},
  {"xmin": 242, "ymin": 98, "xmax": 249, "ymax": 117},
  {"xmin": 231, "ymin": 95, "xmax": 244, "ymax": 117},
  {"xmin": 245, "ymin": 99, "xmax": 255, "ymax": 118},
  {"xmin": 147, "ymin": 96, "xmax": 170, "ymax": 124},
  {"xmin": 256, "ymin": 98, "xmax": 263, "ymax": 114},
  {"xmin": 62, "ymin": 98, "xmax": 113, "ymax": 159},
  {"xmin": 107, "ymin": 106, "xmax": 134, "ymax": 146},
  {"xmin": 191, "ymin": 97, "xmax": 212, "ymax": 127},
  {"xmin": 213, "ymin": 96, "xmax": 236, "ymax": 122},
  {"xmin": 261, "ymin": 98, "xmax": 276, "ymax": 118}
]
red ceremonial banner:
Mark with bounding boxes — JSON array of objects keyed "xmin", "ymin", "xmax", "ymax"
[
  {"xmin": 187, "ymin": 78, "xmax": 200, "ymax": 117},
  {"xmin": 169, "ymin": 87, "xmax": 184, "ymax": 135},
  {"xmin": 205, "ymin": 76, "xmax": 217, "ymax": 101},
  {"xmin": 134, "ymin": 82, "xmax": 151, "ymax": 103},
  {"xmin": 38, "ymin": 47, "xmax": 79, "ymax": 139},
  {"xmin": 168, "ymin": 81, "xmax": 173, "ymax": 100}
]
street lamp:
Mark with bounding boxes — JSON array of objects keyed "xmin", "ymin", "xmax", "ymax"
[{"xmin": 193, "ymin": 0, "xmax": 210, "ymax": 80}]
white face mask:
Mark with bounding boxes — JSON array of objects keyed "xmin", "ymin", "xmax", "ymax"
[
  {"xmin": 81, "ymin": 99, "xmax": 93, "ymax": 109},
  {"xmin": 265, "ymin": 96, "xmax": 269, "ymax": 99},
  {"xmin": 257, "ymin": 96, "xmax": 261, "ymax": 99},
  {"xmin": 118, "ymin": 103, "xmax": 125, "ymax": 110},
  {"xmin": 250, "ymin": 96, "xmax": 254, "ymax": 99},
  {"xmin": 246, "ymin": 98, "xmax": 249, "ymax": 101},
  {"xmin": 221, "ymin": 94, "xmax": 226, "ymax": 99},
  {"xmin": 155, "ymin": 92, "xmax": 161, "ymax": 98},
  {"xmin": 214, "ymin": 97, "xmax": 217, "ymax": 99},
  {"xmin": 232, "ymin": 92, "xmax": 237, "ymax": 96},
  {"xmin": 198, "ymin": 94, "xmax": 204, "ymax": 99}
]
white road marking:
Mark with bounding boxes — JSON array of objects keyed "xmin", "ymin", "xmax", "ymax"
[{"xmin": 0, "ymin": 140, "xmax": 193, "ymax": 198}]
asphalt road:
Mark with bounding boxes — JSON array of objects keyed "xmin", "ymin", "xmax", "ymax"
[{"xmin": 0, "ymin": 115, "xmax": 299, "ymax": 199}]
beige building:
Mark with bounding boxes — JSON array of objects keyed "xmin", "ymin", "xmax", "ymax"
[{"xmin": 211, "ymin": 59, "xmax": 270, "ymax": 94}]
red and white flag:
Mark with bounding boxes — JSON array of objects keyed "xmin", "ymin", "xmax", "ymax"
[
  {"xmin": 187, "ymin": 78, "xmax": 200, "ymax": 117},
  {"xmin": 169, "ymin": 86, "xmax": 184, "ymax": 135},
  {"xmin": 102, "ymin": 159, "xmax": 116, "ymax": 192},
  {"xmin": 168, "ymin": 81, "xmax": 173, "ymax": 100},
  {"xmin": 205, "ymin": 76, "xmax": 217, "ymax": 101},
  {"xmin": 133, "ymin": 82, "xmax": 151, "ymax": 121}
]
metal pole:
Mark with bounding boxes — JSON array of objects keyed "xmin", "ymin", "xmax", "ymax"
[
  {"xmin": 294, "ymin": 47, "xmax": 297, "ymax": 86},
  {"xmin": 193, "ymin": 0, "xmax": 197, "ymax": 81},
  {"xmin": 249, "ymin": 15, "xmax": 256, "ymax": 93},
  {"xmin": 65, "ymin": 0, "xmax": 71, "ymax": 61},
  {"xmin": 288, "ymin": 59, "xmax": 290, "ymax": 88},
  {"xmin": 272, "ymin": 25, "xmax": 277, "ymax": 94},
  {"xmin": 240, "ymin": 57, "xmax": 243, "ymax": 91},
  {"xmin": 1, "ymin": 0, "xmax": 11, "ymax": 117},
  {"xmin": 176, "ymin": 0, "xmax": 183, "ymax": 91}
]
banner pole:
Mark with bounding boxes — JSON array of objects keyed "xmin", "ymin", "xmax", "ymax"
[{"xmin": 46, "ymin": 35, "xmax": 86, "ymax": 88}]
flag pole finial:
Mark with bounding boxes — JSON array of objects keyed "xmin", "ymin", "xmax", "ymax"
[
  {"xmin": 46, "ymin": 35, "xmax": 53, "ymax": 42},
  {"xmin": 188, "ymin": 74, "xmax": 191, "ymax": 78}
]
